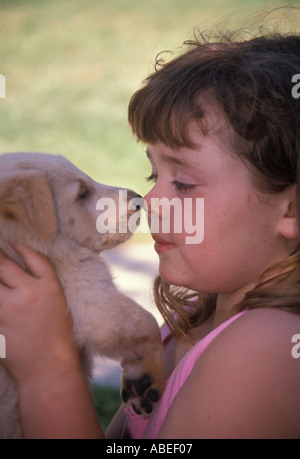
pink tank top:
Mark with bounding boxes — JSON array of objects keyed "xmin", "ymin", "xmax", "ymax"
[{"xmin": 124, "ymin": 311, "xmax": 245, "ymax": 439}]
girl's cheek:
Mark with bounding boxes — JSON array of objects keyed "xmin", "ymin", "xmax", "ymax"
[{"xmin": 170, "ymin": 197, "xmax": 204, "ymax": 245}]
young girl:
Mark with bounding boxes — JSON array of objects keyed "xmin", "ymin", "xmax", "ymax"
[{"xmin": 0, "ymin": 28, "xmax": 300, "ymax": 439}]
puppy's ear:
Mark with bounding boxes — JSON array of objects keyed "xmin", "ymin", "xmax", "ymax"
[{"xmin": 0, "ymin": 170, "xmax": 58, "ymax": 242}]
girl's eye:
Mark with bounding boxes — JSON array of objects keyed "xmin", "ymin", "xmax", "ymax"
[
  {"xmin": 172, "ymin": 180, "xmax": 196, "ymax": 192},
  {"xmin": 146, "ymin": 173, "xmax": 158, "ymax": 183},
  {"xmin": 145, "ymin": 175, "xmax": 195, "ymax": 192}
]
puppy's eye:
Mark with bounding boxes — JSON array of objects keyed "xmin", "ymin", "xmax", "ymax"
[{"xmin": 77, "ymin": 182, "xmax": 91, "ymax": 200}]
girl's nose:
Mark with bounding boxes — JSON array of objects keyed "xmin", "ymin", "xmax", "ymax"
[
  {"xmin": 143, "ymin": 185, "xmax": 163, "ymax": 217},
  {"xmin": 144, "ymin": 184, "xmax": 172, "ymax": 231}
]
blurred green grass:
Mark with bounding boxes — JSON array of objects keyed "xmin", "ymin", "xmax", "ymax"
[
  {"xmin": 91, "ymin": 384, "xmax": 121, "ymax": 431},
  {"xmin": 0, "ymin": 0, "xmax": 298, "ymax": 196}
]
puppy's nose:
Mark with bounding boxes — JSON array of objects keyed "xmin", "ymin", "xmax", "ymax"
[{"xmin": 127, "ymin": 190, "xmax": 143, "ymax": 211}]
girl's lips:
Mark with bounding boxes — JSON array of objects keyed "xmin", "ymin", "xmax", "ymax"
[{"xmin": 152, "ymin": 235, "xmax": 176, "ymax": 254}]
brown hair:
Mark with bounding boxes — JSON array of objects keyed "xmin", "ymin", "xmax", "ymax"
[{"xmin": 128, "ymin": 22, "xmax": 300, "ymax": 337}]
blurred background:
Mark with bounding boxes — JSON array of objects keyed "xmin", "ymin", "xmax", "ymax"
[
  {"xmin": 0, "ymin": 0, "xmax": 298, "ymax": 430},
  {"xmin": 0, "ymin": 0, "xmax": 299, "ymax": 194}
]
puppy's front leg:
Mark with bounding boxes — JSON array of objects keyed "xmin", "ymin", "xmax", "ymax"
[
  {"xmin": 70, "ymin": 285, "xmax": 165, "ymax": 417},
  {"xmin": 118, "ymin": 302, "xmax": 165, "ymax": 417},
  {"xmin": 120, "ymin": 338, "xmax": 165, "ymax": 417},
  {"xmin": 106, "ymin": 296, "xmax": 165, "ymax": 416}
]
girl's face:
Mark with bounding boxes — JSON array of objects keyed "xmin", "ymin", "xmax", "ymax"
[{"xmin": 144, "ymin": 105, "xmax": 289, "ymax": 303}]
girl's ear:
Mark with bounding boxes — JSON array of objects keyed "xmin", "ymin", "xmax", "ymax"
[{"xmin": 278, "ymin": 186, "xmax": 299, "ymax": 240}]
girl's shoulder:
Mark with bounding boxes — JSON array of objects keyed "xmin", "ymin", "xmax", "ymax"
[
  {"xmin": 199, "ymin": 307, "xmax": 300, "ymax": 390},
  {"xmin": 191, "ymin": 308, "xmax": 300, "ymax": 381},
  {"xmin": 215, "ymin": 307, "xmax": 300, "ymax": 351},
  {"xmin": 157, "ymin": 308, "xmax": 300, "ymax": 438},
  {"xmin": 220, "ymin": 307, "xmax": 300, "ymax": 365}
]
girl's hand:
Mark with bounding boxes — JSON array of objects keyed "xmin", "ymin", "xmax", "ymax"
[
  {"xmin": 0, "ymin": 244, "xmax": 79, "ymax": 384},
  {"xmin": 0, "ymin": 245, "xmax": 104, "ymax": 438}
]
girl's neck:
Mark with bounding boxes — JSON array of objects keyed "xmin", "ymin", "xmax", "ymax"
[{"xmin": 213, "ymin": 282, "xmax": 255, "ymax": 328}]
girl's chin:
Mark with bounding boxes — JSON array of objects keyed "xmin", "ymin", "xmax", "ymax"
[
  {"xmin": 158, "ymin": 263, "xmax": 184, "ymax": 287},
  {"xmin": 158, "ymin": 261, "xmax": 200, "ymax": 291}
]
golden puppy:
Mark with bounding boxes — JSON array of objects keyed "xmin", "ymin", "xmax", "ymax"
[{"xmin": 0, "ymin": 152, "xmax": 165, "ymax": 438}]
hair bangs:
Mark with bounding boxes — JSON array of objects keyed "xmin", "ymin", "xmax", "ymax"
[{"xmin": 128, "ymin": 58, "xmax": 206, "ymax": 148}]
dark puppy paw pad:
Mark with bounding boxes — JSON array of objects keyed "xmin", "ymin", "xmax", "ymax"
[{"xmin": 121, "ymin": 373, "xmax": 162, "ymax": 417}]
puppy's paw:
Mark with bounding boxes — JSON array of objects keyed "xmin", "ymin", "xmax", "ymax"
[
  {"xmin": 121, "ymin": 374, "xmax": 161, "ymax": 417},
  {"xmin": 120, "ymin": 351, "xmax": 165, "ymax": 417}
]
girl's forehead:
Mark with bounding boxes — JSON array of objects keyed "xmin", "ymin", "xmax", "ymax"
[
  {"xmin": 145, "ymin": 97, "xmax": 247, "ymax": 173},
  {"xmin": 146, "ymin": 129, "xmax": 243, "ymax": 176},
  {"xmin": 155, "ymin": 111, "xmax": 235, "ymax": 157},
  {"xmin": 146, "ymin": 143, "xmax": 203, "ymax": 172}
]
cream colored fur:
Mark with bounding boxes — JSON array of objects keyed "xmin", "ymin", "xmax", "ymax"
[{"xmin": 0, "ymin": 153, "xmax": 165, "ymax": 438}]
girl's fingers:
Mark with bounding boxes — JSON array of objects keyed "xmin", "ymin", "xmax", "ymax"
[
  {"xmin": 0, "ymin": 248, "xmax": 30, "ymax": 289},
  {"xmin": 0, "ymin": 245, "xmax": 56, "ymax": 290},
  {"xmin": 13, "ymin": 244, "xmax": 56, "ymax": 279}
]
